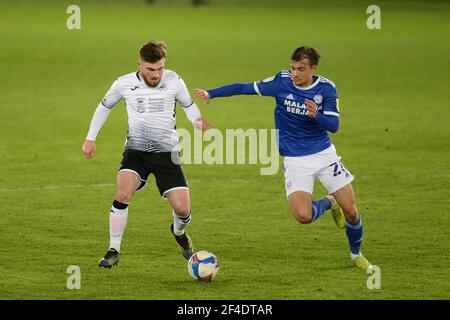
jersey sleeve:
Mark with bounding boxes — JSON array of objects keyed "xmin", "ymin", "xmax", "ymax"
[
  {"xmin": 85, "ymin": 103, "xmax": 112, "ymax": 141},
  {"xmin": 253, "ymin": 72, "xmax": 282, "ymax": 97},
  {"xmin": 174, "ymin": 76, "xmax": 202, "ymax": 125},
  {"xmin": 175, "ymin": 76, "xmax": 194, "ymax": 108},
  {"xmin": 322, "ymin": 84, "xmax": 340, "ymax": 117},
  {"xmin": 207, "ymin": 83, "xmax": 256, "ymax": 98},
  {"xmin": 101, "ymin": 79, "xmax": 123, "ymax": 109}
]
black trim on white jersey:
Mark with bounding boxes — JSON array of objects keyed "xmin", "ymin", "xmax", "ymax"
[
  {"xmin": 173, "ymin": 101, "xmax": 176, "ymax": 119},
  {"xmin": 101, "ymin": 101, "xmax": 111, "ymax": 109},
  {"xmin": 183, "ymin": 101, "xmax": 194, "ymax": 108},
  {"xmin": 136, "ymin": 71, "xmax": 141, "ymax": 81}
]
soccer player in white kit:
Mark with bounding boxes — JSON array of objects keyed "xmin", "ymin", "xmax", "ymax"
[
  {"xmin": 82, "ymin": 41, "xmax": 210, "ymax": 268},
  {"xmin": 194, "ymin": 46, "xmax": 371, "ymax": 270}
]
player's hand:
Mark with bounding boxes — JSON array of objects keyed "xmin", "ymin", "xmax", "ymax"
[
  {"xmin": 193, "ymin": 88, "xmax": 210, "ymax": 105},
  {"xmin": 82, "ymin": 140, "xmax": 96, "ymax": 159},
  {"xmin": 194, "ymin": 117, "xmax": 212, "ymax": 131},
  {"xmin": 304, "ymin": 99, "xmax": 319, "ymax": 118}
]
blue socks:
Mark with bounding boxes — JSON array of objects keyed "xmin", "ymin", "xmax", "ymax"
[
  {"xmin": 311, "ymin": 197, "xmax": 332, "ymax": 222},
  {"xmin": 345, "ymin": 217, "xmax": 363, "ymax": 254},
  {"xmin": 311, "ymin": 196, "xmax": 364, "ymax": 255}
]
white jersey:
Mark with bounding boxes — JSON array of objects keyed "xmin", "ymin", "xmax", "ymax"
[{"xmin": 87, "ymin": 69, "xmax": 201, "ymax": 153}]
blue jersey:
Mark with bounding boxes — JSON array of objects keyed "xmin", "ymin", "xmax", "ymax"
[{"xmin": 254, "ymin": 71, "xmax": 340, "ymax": 157}]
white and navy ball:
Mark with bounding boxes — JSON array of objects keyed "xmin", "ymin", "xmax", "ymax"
[{"xmin": 187, "ymin": 251, "xmax": 220, "ymax": 281}]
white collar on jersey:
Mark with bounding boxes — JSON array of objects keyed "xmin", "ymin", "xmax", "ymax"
[{"xmin": 292, "ymin": 75, "xmax": 320, "ymax": 91}]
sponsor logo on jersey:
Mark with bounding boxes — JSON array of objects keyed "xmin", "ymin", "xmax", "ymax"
[
  {"xmin": 283, "ymin": 99, "xmax": 323, "ymax": 116},
  {"xmin": 284, "ymin": 99, "xmax": 305, "ymax": 109},
  {"xmin": 130, "ymin": 86, "xmax": 139, "ymax": 91},
  {"xmin": 285, "ymin": 94, "xmax": 295, "ymax": 100},
  {"xmin": 134, "ymin": 97, "xmax": 165, "ymax": 113},
  {"xmin": 284, "ymin": 99, "xmax": 308, "ymax": 115}
]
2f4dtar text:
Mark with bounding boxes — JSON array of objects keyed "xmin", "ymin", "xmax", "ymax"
[{"xmin": 177, "ymin": 304, "xmax": 273, "ymax": 318}]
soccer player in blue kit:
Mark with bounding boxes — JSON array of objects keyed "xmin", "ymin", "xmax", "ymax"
[{"xmin": 194, "ymin": 46, "xmax": 371, "ymax": 269}]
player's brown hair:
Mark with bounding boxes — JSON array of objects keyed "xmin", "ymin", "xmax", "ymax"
[
  {"xmin": 140, "ymin": 40, "xmax": 167, "ymax": 63},
  {"xmin": 291, "ymin": 46, "xmax": 320, "ymax": 66}
]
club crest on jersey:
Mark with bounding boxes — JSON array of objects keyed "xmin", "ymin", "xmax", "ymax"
[
  {"xmin": 136, "ymin": 98, "xmax": 146, "ymax": 113},
  {"xmin": 159, "ymin": 83, "xmax": 168, "ymax": 91},
  {"xmin": 313, "ymin": 95, "xmax": 323, "ymax": 104}
]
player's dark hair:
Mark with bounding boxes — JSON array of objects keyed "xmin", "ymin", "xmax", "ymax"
[
  {"xmin": 140, "ymin": 40, "xmax": 167, "ymax": 63},
  {"xmin": 291, "ymin": 46, "xmax": 320, "ymax": 66}
]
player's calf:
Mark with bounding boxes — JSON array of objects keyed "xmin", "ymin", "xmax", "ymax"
[{"xmin": 115, "ymin": 191, "xmax": 133, "ymax": 204}]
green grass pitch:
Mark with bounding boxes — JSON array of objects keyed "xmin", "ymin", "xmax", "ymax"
[{"xmin": 0, "ymin": 0, "xmax": 449, "ymax": 299}]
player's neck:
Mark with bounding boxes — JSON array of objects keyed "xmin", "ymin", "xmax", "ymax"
[{"xmin": 299, "ymin": 75, "xmax": 314, "ymax": 87}]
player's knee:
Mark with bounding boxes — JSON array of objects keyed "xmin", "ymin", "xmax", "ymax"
[
  {"xmin": 344, "ymin": 205, "xmax": 359, "ymax": 224},
  {"xmin": 292, "ymin": 209, "xmax": 312, "ymax": 224},
  {"xmin": 297, "ymin": 216, "xmax": 312, "ymax": 224},
  {"xmin": 173, "ymin": 203, "xmax": 190, "ymax": 216}
]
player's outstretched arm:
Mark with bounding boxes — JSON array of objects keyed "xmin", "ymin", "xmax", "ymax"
[
  {"xmin": 194, "ymin": 83, "xmax": 257, "ymax": 105},
  {"xmin": 193, "ymin": 89, "xmax": 211, "ymax": 105},
  {"xmin": 193, "ymin": 89, "xmax": 210, "ymax": 104}
]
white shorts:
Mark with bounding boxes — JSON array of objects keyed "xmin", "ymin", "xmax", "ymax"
[{"xmin": 283, "ymin": 145, "xmax": 354, "ymax": 197}]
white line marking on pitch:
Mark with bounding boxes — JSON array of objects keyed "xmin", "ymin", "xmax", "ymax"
[
  {"xmin": 0, "ymin": 183, "xmax": 115, "ymax": 193},
  {"xmin": 0, "ymin": 178, "xmax": 263, "ymax": 193}
]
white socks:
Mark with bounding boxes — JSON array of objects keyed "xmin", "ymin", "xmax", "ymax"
[
  {"xmin": 109, "ymin": 201, "xmax": 129, "ymax": 252},
  {"xmin": 172, "ymin": 210, "xmax": 191, "ymax": 236},
  {"xmin": 350, "ymin": 252, "xmax": 361, "ymax": 260},
  {"xmin": 108, "ymin": 202, "xmax": 190, "ymax": 251}
]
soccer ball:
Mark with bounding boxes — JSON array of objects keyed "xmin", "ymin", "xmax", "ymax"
[{"xmin": 187, "ymin": 251, "xmax": 220, "ymax": 281}]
